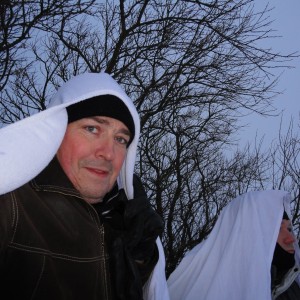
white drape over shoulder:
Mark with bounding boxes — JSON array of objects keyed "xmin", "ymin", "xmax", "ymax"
[{"xmin": 168, "ymin": 190, "xmax": 300, "ymax": 300}]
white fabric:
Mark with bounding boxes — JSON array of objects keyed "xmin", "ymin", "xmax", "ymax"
[
  {"xmin": 0, "ymin": 72, "xmax": 169, "ymax": 300},
  {"xmin": 0, "ymin": 106, "xmax": 67, "ymax": 194},
  {"xmin": 168, "ymin": 190, "xmax": 300, "ymax": 300},
  {"xmin": 143, "ymin": 237, "xmax": 170, "ymax": 300}
]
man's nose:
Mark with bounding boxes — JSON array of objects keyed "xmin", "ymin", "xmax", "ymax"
[
  {"xmin": 285, "ymin": 232, "xmax": 296, "ymax": 244},
  {"xmin": 95, "ymin": 136, "xmax": 115, "ymax": 161}
]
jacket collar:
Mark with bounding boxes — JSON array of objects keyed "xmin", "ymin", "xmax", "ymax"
[{"xmin": 30, "ymin": 157, "xmax": 82, "ymax": 198}]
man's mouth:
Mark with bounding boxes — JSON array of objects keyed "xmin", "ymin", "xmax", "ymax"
[{"xmin": 85, "ymin": 167, "xmax": 109, "ymax": 177}]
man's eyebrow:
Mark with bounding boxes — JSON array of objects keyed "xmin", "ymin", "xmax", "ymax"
[{"xmin": 90, "ymin": 116, "xmax": 131, "ymax": 137}]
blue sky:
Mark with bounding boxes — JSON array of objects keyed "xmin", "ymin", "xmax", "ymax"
[{"xmin": 237, "ymin": 0, "xmax": 300, "ymax": 148}]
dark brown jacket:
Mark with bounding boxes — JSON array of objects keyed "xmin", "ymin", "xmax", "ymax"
[
  {"xmin": 0, "ymin": 159, "xmax": 162, "ymax": 300},
  {"xmin": 0, "ymin": 158, "xmax": 111, "ymax": 299}
]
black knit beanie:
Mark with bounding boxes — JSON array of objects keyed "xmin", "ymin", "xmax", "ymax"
[
  {"xmin": 66, "ymin": 95, "xmax": 135, "ymax": 142},
  {"xmin": 283, "ymin": 211, "xmax": 289, "ymax": 220}
]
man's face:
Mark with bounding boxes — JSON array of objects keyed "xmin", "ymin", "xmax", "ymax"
[
  {"xmin": 57, "ymin": 116, "xmax": 131, "ymax": 204},
  {"xmin": 277, "ymin": 219, "xmax": 296, "ymax": 253}
]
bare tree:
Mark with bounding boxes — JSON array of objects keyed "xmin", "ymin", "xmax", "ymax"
[
  {"xmin": 266, "ymin": 117, "xmax": 300, "ymax": 237},
  {"xmin": 0, "ymin": 0, "xmax": 97, "ymax": 123},
  {"xmin": 1, "ymin": 0, "xmax": 299, "ymax": 276}
]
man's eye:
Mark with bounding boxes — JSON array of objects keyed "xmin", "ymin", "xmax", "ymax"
[
  {"xmin": 116, "ymin": 136, "xmax": 129, "ymax": 146},
  {"xmin": 85, "ymin": 126, "xmax": 98, "ymax": 133}
]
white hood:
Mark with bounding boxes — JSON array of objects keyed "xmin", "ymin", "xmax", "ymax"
[{"xmin": 0, "ymin": 72, "xmax": 140, "ymax": 199}]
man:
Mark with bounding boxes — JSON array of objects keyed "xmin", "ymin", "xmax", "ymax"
[
  {"xmin": 168, "ymin": 190, "xmax": 300, "ymax": 300},
  {"xmin": 0, "ymin": 72, "xmax": 169, "ymax": 300},
  {"xmin": 271, "ymin": 212, "xmax": 300, "ymax": 299}
]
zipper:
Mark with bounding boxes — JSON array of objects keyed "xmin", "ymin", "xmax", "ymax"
[
  {"xmin": 36, "ymin": 188, "xmax": 113, "ymax": 299},
  {"xmin": 88, "ymin": 203, "xmax": 111, "ymax": 300}
]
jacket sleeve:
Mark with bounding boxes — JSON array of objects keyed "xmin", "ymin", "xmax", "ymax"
[
  {"xmin": 104, "ymin": 175, "xmax": 164, "ymax": 300},
  {"xmin": 124, "ymin": 174, "xmax": 163, "ymax": 284}
]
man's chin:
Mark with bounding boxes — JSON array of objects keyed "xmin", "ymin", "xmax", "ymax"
[
  {"xmin": 82, "ymin": 195, "xmax": 104, "ymax": 204},
  {"xmin": 78, "ymin": 187, "xmax": 108, "ymax": 204}
]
